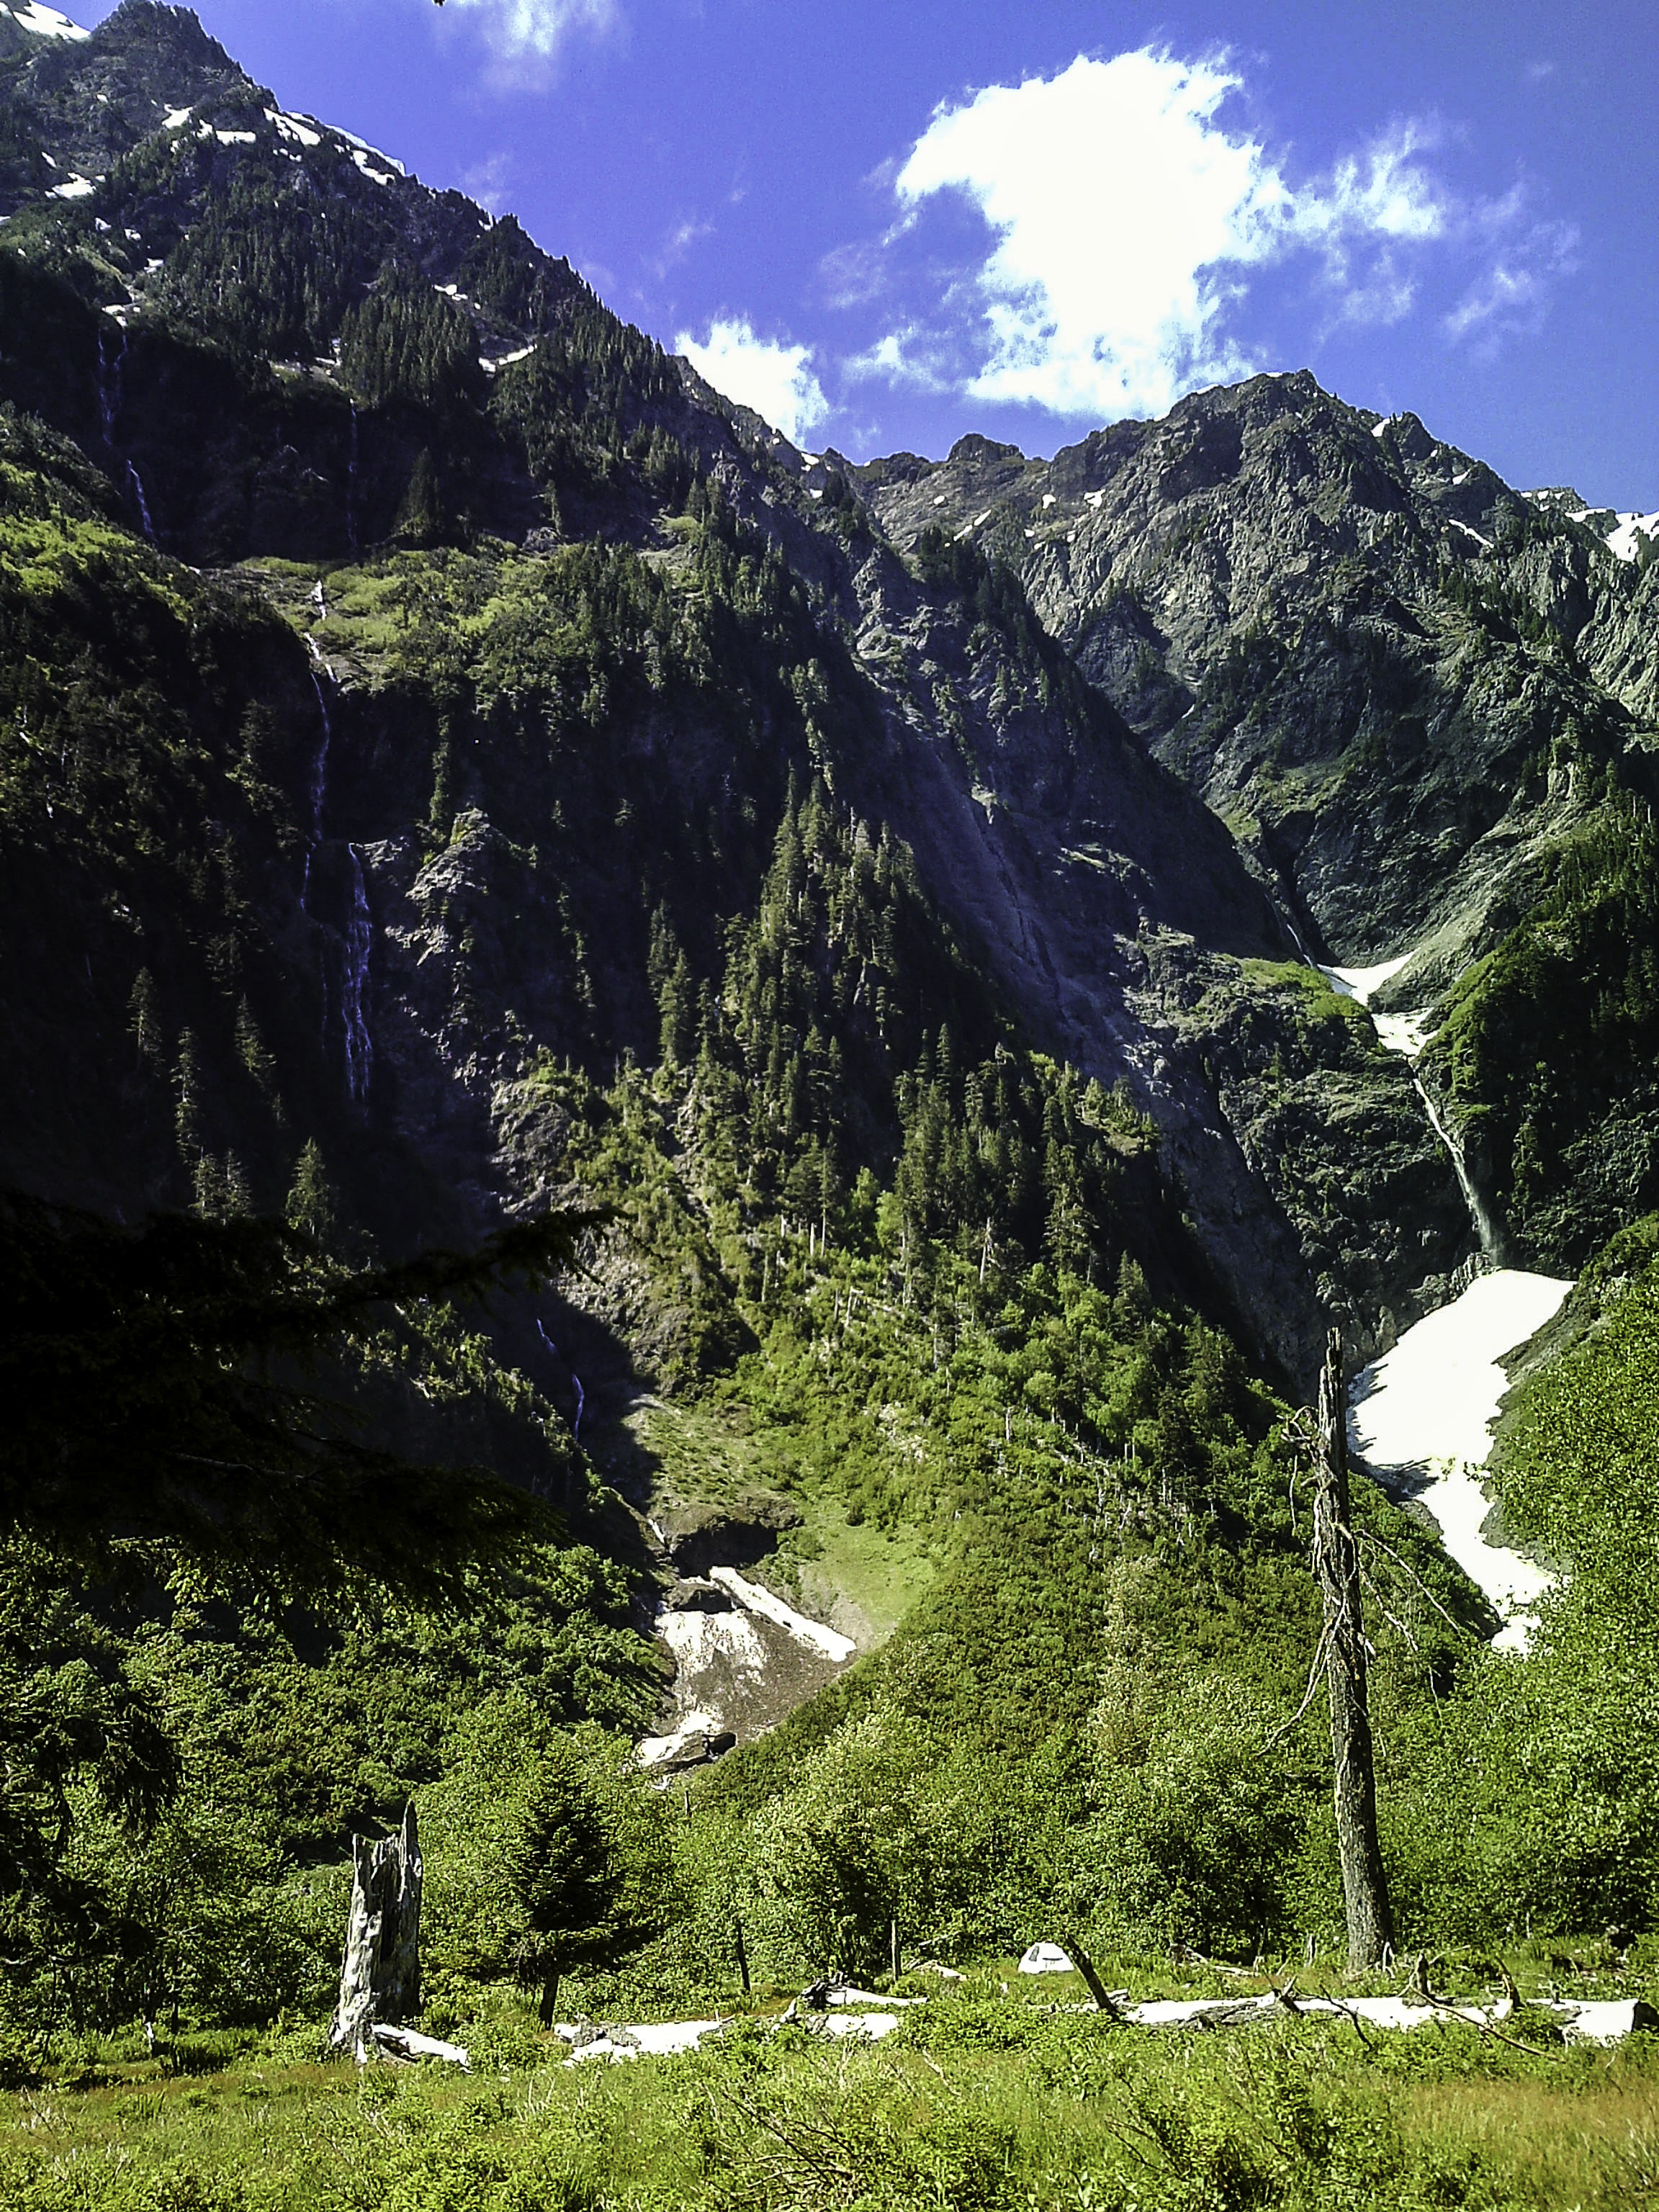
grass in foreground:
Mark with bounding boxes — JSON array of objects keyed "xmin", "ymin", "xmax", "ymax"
[{"xmin": 5, "ymin": 1979, "xmax": 1659, "ymax": 2211}]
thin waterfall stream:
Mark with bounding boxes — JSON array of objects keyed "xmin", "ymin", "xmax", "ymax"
[
  {"xmin": 97, "ymin": 323, "xmax": 155, "ymax": 541},
  {"xmin": 96, "ymin": 323, "xmax": 124, "ymax": 448},
  {"xmin": 341, "ymin": 844, "xmax": 374, "ymax": 1106},
  {"xmin": 346, "ymin": 403, "xmax": 361, "ymax": 554},
  {"xmin": 1318, "ymin": 956, "xmax": 1570, "ymax": 1647},
  {"xmin": 301, "ymin": 648, "xmax": 372, "ymax": 1106},
  {"xmin": 125, "ymin": 462, "xmax": 156, "ymax": 543},
  {"xmin": 1413, "ymin": 1076, "xmax": 1506, "ymax": 1264},
  {"xmin": 301, "ymin": 646, "xmax": 332, "ymax": 910}
]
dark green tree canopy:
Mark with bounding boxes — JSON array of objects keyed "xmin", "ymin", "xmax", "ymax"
[{"xmin": 0, "ymin": 1191, "xmax": 598, "ymax": 1604}]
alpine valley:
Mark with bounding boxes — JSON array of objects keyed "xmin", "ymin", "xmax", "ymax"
[{"xmin": 6, "ymin": 6, "xmax": 1659, "ymax": 2208}]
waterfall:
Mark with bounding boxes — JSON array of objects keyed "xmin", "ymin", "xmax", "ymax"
[
  {"xmin": 1413, "ymin": 1076, "xmax": 1505, "ymax": 1264},
  {"xmin": 1316, "ymin": 943, "xmax": 1565, "ymax": 1648},
  {"xmin": 305, "ymin": 656, "xmax": 333, "ymax": 844},
  {"xmin": 300, "ymin": 658, "xmax": 333, "ymax": 921},
  {"xmin": 96, "ymin": 323, "xmax": 125, "ymax": 447},
  {"xmin": 1318, "ymin": 956, "xmax": 1503, "ymax": 1264},
  {"xmin": 346, "ymin": 403, "xmax": 361, "ymax": 555},
  {"xmin": 125, "ymin": 461, "xmax": 156, "ymax": 543},
  {"xmin": 537, "ymin": 1318, "xmax": 585, "ymax": 1447},
  {"xmin": 299, "ymin": 657, "xmax": 365, "ymax": 1103},
  {"xmin": 98, "ymin": 328, "xmax": 153, "ymax": 542},
  {"xmin": 341, "ymin": 843, "xmax": 374, "ymax": 1105}
]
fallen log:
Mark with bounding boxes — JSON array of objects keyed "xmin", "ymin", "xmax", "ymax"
[
  {"xmin": 369, "ymin": 2023, "xmax": 471, "ymax": 2069},
  {"xmin": 550, "ymin": 1990, "xmax": 1659, "ymax": 2067}
]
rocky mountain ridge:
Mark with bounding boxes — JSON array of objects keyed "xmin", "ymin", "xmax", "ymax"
[{"xmin": 855, "ymin": 375, "xmax": 1658, "ymax": 968}]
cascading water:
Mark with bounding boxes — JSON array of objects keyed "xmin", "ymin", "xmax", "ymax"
[
  {"xmin": 307, "ymin": 668, "xmax": 333, "ymax": 837},
  {"xmin": 536, "ymin": 1319, "xmax": 585, "ymax": 1449},
  {"xmin": 341, "ymin": 842, "xmax": 374, "ymax": 1106},
  {"xmin": 97, "ymin": 325, "xmax": 153, "ymax": 541},
  {"xmin": 346, "ymin": 403, "xmax": 361, "ymax": 555},
  {"xmin": 1412, "ymin": 1077, "xmax": 1505, "ymax": 1264},
  {"xmin": 299, "ymin": 655, "xmax": 370, "ymax": 1105},
  {"xmin": 1319, "ymin": 957, "xmax": 1502, "ymax": 1264},
  {"xmin": 300, "ymin": 655, "xmax": 333, "ymax": 912},
  {"xmin": 1318, "ymin": 953, "xmax": 1570, "ymax": 1647},
  {"xmin": 125, "ymin": 461, "xmax": 156, "ymax": 544},
  {"xmin": 96, "ymin": 323, "xmax": 125, "ymax": 448}
]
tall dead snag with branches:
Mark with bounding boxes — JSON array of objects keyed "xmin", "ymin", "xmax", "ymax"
[{"xmin": 1313, "ymin": 1330, "xmax": 1395, "ymax": 1972}]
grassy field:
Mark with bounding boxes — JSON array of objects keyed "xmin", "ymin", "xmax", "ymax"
[{"xmin": 6, "ymin": 1964, "xmax": 1658, "ymax": 2211}]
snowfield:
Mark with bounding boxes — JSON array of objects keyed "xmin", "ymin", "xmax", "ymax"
[
  {"xmin": 1349, "ymin": 1270, "xmax": 1570, "ymax": 1648},
  {"xmin": 9, "ymin": 2, "xmax": 88, "ymax": 40},
  {"xmin": 1318, "ymin": 948, "xmax": 1573, "ymax": 1646},
  {"xmin": 1321, "ymin": 956, "xmax": 1410, "ymax": 1002},
  {"xmin": 709, "ymin": 1565, "xmax": 857, "ymax": 1661}
]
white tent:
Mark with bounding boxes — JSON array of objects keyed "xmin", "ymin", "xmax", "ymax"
[{"xmin": 1017, "ymin": 1942, "xmax": 1074, "ymax": 1974}]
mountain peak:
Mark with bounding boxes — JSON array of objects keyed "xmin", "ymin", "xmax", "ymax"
[{"xmin": 3, "ymin": 0, "xmax": 256, "ymax": 194}]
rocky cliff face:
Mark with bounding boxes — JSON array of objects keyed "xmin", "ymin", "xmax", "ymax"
[
  {"xmin": 855, "ymin": 373, "xmax": 1659, "ymax": 1285},
  {"xmin": 857, "ymin": 374, "xmax": 1655, "ymax": 974}
]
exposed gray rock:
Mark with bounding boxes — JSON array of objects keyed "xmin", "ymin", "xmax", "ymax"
[{"xmin": 656, "ymin": 1496, "xmax": 804, "ymax": 1578}]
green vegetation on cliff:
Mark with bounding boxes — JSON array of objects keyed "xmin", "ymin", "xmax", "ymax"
[{"xmin": 1433, "ymin": 800, "xmax": 1659, "ymax": 1267}]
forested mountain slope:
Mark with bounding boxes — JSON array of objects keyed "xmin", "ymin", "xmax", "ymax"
[{"xmin": 0, "ymin": 0, "xmax": 1471, "ymax": 1382}]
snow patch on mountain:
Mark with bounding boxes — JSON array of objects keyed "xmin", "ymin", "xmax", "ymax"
[
  {"xmin": 333, "ymin": 125, "xmax": 405, "ymax": 176},
  {"xmin": 1523, "ymin": 485, "xmax": 1658, "ymax": 562},
  {"xmin": 1349, "ymin": 1270, "xmax": 1570, "ymax": 1650},
  {"xmin": 1605, "ymin": 509, "xmax": 1659, "ymax": 562},
  {"xmin": 9, "ymin": 2, "xmax": 88, "ymax": 40},
  {"xmin": 709, "ymin": 1567, "xmax": 857, "ymax": 1662},
  {"xmin": 268, "ymin": 109, "xmax": 322, "ymax": 148},
  {"xmin": 1321, "ymin": 956, "xmax": 1410, "ymax": 1002}
]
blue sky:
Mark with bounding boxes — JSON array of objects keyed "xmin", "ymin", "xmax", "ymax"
[{"xmin": 72, "ymin": 0, "xmax": 1659, "ymax": 504}]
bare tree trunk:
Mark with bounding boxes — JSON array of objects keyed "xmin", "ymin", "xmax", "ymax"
[
  {"xmin": 1063, "ymin": 1931, "xmax": 1118, "ymax": 2015},
  {"xmin": 1313, "ymin": 1331, "xmax": 1395, "ymax": 1973},
  {"xmin": 331, "ymin": 1801, "xmax": 422, "ymax": 2060}
]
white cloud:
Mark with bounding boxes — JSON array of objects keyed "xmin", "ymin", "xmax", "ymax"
[
  {"xmin": 844, "ymin": 328, "xmax": 950, "ymax": 392},
  {"xmin": 1444, "ymin": 220, "xmax": 1579, "ymax": 346},
  {"xmin": 653, "ymin": 216, "xmax": 714, "ymax": 280},
  {"xmin": 864, "ymin": 48, "xmax": 1574, "ymax": 421},
  {"xmin": 1294, "ymin": 123, "xmax": 1450, "ymax": 253},
  {"xmin": 442, "ymin": 0, "xmax": 616, "ymax": 70},
  {"xmin": 1293, "ymin": 122, "xmax": 1452, "ymax": 328},
  {"xmin": 676, "ymin": 317, "xmax": 830, "ymax": 444},
  {"xmin": 460, "ymin": 153, "xmax": 513, "ymax": 213},
  {"xmin": 891, "ymin": 50, "xmax": 1283, "ymax": 418}
]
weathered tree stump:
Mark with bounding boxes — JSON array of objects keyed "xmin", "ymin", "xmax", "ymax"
[{"xmin": 331, "ymin": 1800, "xmax": 422, "ymax": 2061}]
